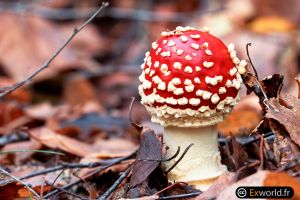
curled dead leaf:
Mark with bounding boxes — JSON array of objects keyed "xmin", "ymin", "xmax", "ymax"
[
  {"xmin": 266, "ymin": 94, "xmax": 300, "ymax": 146},
  {"xmin": 29, "ymin": 127, "xmax": 137, "ymax": 158}
]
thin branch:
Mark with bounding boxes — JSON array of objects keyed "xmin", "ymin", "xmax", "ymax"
[
  {"xmin": 246, "ymin": 43, "xmax": 258, "ymax": 78},
  {"xmin": 277, "ymin": 159, "xmax": 300, "ymax": 172},
  {"xmin": 0, "ymin": 156, "xmax": 126, "ymax": 185},
  {"xmin": 0, "ymin": 132, "xmax": 29, "ymax": 146},
  {"xmin": 158, "ymin": 192, "xmax": 201, "ymax": 200},
  {"xmin": 0, "ymin": 2, "xmax": 109, "ymax": 100},
  {"xmin": 259, "ymin": 135, "xmax": 265, "ymax": 170},
  {"xmin": 0, "ymin": 149, "xmax": 65, "ymax": 155},
  {"xmin": 48, "ymin": 169, "xmax": 65, "ymax": 192},
  {"xmin": 295, "ymin": 78, "xmax": 300, "ymax": 99},
  {"xmin": 155, "ymin": 182, "xmax": 188, "ymax": 195},
  {"xmin": 43, "ymin": 151, "xmax": 136, "ymax": 199},
  {"xmin": 166, "ymin": 144, "xmax": 194, "ymax": 174},
  {"xmin": 52, "ymin": 186, "xmax": 88, "ymax": 200},
  {"xmin": 129, "ymin": 97, "xmax": 143, "ymax": 132},
  {"xmin": 236, "ymin": 160, "xmax": 260, "ymax": 174},
  {"xmin": 245, "ymin": 43, "xmax": 270, "ymax": 109},
  {"xmin": 241, "ymin": 132, "xmax": 274, "ymax": 146},
  {"xmin": 0, "ymin": 167, "xmax": 40, "ymax": 199},
  {"xmin": 39, "ymin": 176, "xmax": 45, "ymax": 200},
  {"xmin": 97, "ymin": 167, "xmax": 131, "ymax": 200}
]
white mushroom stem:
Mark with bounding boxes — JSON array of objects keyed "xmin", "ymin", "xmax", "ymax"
[{"xmin": 163, "ymin": 125, "xmax": 227, "ymax": 191}]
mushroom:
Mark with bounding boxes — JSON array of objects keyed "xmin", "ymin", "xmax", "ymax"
[{"xmin": 138, "ymin": 26, "xmax": 246, "ymax": 190}]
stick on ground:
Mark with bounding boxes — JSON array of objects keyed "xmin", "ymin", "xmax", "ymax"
[{"xmin": 0, "ymin": 167, "xmax": 40, "ymax": 199}]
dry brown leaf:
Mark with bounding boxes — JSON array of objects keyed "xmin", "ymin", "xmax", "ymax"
[
  {"xmin": 0, "ymin": 183, "xmax": 25, "ymax": 200},
  {"xmin": 30, "ymin": 127, "xmax": 92, "ymax": 157},
  {"xmin": 24, "ymin": 103, "xmax": 56, "ymax": 120},
  {"xmin": 0, "ymin": 102, "xmax": 24, "ymax": 128},
  {"xmin": 0, "ymin": 13, "xmax": 102, "ymax": 82},
  {"xmin": 266, "ymin": 94, "xmax": 300, "ymax": 146},
  {"xmin": 196, "ymin": 172, "xmax": 236, "ymax": 200},
  {"xmin": 216, "ymin": 170, "xmax": 300, "ymax": 200},
  {"xmin": 91, "ymin": 138, "xmax": 137, "ymax": 158},
  {"xmin": 29, "ymin": 127, "xmax": 137, "ymax": 158},
  {"xmin": 129, "ymin": 127, "xmax": 162, "ymax": 188}
]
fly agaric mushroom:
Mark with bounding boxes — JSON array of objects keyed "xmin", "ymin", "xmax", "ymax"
[{"xmin": 138, "ymin": 26, "xmax": 246, "ymax": 190}]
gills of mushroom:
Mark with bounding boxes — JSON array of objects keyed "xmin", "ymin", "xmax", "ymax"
[{"xmin": 138, "ymin": 26, "xmax": 247, "ymax": 191}]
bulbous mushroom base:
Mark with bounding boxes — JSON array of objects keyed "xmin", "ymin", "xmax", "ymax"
[{"xmin": 163, "ymin": 125, "xmax": 227, "ymax": 191}]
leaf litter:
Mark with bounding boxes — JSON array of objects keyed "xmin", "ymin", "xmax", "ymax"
[{"xmin": 0, "ymin": 1, "xmax": 299, "ymax": 199}]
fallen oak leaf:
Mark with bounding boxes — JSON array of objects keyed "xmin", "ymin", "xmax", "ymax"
[
  {"xmin": 269, "ymin": 119, "xmax": 299, "ymax": 168},
  {"xmin": 261, "ymin": 74, "xmax": 284, "ymax": 99},
  {"xmin": 129, "ymin": 127, "xmax": 162, "ymax": 188},
  {"xmin": 266, "ymin": 94, "xmax": 300, "ymax": 146}
]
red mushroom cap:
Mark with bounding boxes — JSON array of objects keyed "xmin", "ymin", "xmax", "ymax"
[{"xmin": 139, "ymin": 26, "xmax": 246, "ymax": 127}]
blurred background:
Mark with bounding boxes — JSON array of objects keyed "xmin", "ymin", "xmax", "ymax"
[{"xmin": 0, "ymin": 0, "xmax": 299, "ymax": 138}]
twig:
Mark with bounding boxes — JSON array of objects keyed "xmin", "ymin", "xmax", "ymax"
[
  {"xmin": 0, "ymin": 132, "xmax": 29, "ymax": 146},
  {"xmin": 240, "ymin": 132, "xmax": 274, "ymax": 146},
  {"xmin": 236, "ymin": 160, "xmax": 260, "ymax": 174},
  {"xmin": 246, "ymin": 43, "xmax": 258, "ymax": 78},
  {"xmin": 263, "ymin": 138, "xmax": 277, "ymax": 165},
  {"xmin": 259, "ymin": 135, "xmax": 264, "ymax": 170},
  {"xmin": 43, "ymin": 151, "xmax": 136, "ymax": 198},
  {"xmin": 129, "ymin": 97, "xmax": 143, "ymax": 132},
  {"xmin": 48, "ymin": 169, "xmax": 66, "ymax": 192},
  {"xmin": 158, "ymin": 192, "xmax": 201, "ymax": 200},
  {"xmin": 98, "ymin": 167, "xmax": 132, "ymax": 200},
  {"xmin": 166, "ymin": 144, "xmax": 193, "ymax": 174},
  {"xmin": 155, "ymin": 182, "xmax": 188, "ymax": 195},
  {"xmin": 39, "ymin": 176, "xmax": 45, "ymax": 200},
  {"xmin": 137, "ymin": 146, "xmax": 180, "ymax": 162},
  {"xmin": 295, "ymin": 78, "xmax": 300, "ymax": 99},
  {"xmin": 0, "ymin": 2, "xmax": 109, "ymax": 100},
  {"xmin": 0, "ymin": 149, "xmax": 65, "ymax": 155},
  {"xmin": 246, "ymin": 43, "xmax": 270, "ymax": 110},
  {"xmin": 0, "ymin": 156, "xmax": 126, "ymax": 185},
  {"xmin": 277, "ymin": 159, "xmax": 300, "ymax": 172},
  {"xmin": 52, "ymin": 186, "xmax": 88, "ymax": 200},
  {"xmin": 0, "ymin": 167, "xmax": 40, "ymax": 199}
]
